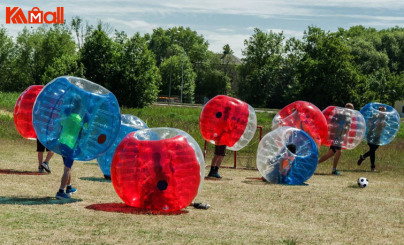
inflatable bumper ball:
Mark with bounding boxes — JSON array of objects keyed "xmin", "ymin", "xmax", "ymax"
[
  {"xmin": 32, "ymin": 76, "xmax": 121, "ymax": 161},
  {"xmin": 360, "ymin": 102, "xmax": 400, "ymax": 146},
  {"xmin": 111, "ymin": 128, "xmax": 205, "ymax": 212},
  {"xmin": 322, "ymin": 106, "xmax": 366, "ymax": 150},
  {"xmin": 97, "ymin": 114, "xmax": 148, "ymax": 179},
  {"xmin": 14, "ymin": 85, "xmax": 44, "ymax": 140},
  {"xmin": 257, "ymin": 126, "xmax": 318, "ymax": 185},
  {"xmin": 272, "ymin": 101, "xmax": 328, "ymax": 146},
  {"xmin": 199, "ymin": 95, "xmax": 257, "ymax": 151}
]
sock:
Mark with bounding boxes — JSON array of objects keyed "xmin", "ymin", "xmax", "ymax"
[
  {"xmin": 66, "ymin": 185, "xmax": 72, "ymax": 189},
  {"xmin": 332, "ymin": 168, "xmax": 337, "ymax": 171},
  {"xmin": 59, "ymin": 188, "xmax": 64, "ymax": 193}
]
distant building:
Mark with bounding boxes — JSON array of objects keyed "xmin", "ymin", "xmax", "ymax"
[{"xmin": 394, "ymin": 100, "xmax": 404, "ymax": 117}]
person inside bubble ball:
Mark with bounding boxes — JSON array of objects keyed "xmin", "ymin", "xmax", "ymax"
[
  {"xmin": 318, "ymin": 103, "xmax": 354, "ymax": 175},
  {"xmin": 265, "ymin": 144, "xmax": 296, "ymax": 183},
  {"xmin": 56, "ymin": 95, "xmax": 88, "ymax": 200},
  {"xmin": 357, "ymin": 106, "xmax": 386, "ymax": 172}
]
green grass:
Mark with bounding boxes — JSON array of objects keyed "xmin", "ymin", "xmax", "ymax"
[
  {"xmin": 0, "ymin": 140, "xmax": 403, "ymax": 244},
  {"xmin": 0, "ymin": 91, "xmax": 403, "ymax": 244},
  {"xmin": 0, "ymin": 91, "xmax": 19, "ymax": 112}
]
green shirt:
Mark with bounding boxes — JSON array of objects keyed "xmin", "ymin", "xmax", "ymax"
[{"xmin": 59, "ymin": 113, "xmax": 83, "ymax": 149}]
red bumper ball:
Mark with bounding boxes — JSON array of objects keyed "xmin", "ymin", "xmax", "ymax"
[
  {"xmin": 14, "ymin": 85, "xmax": 44, "ymax": 140},
  {"xmin": 111, "ymin": 128, "xmax": 202, "ymax": 212}
]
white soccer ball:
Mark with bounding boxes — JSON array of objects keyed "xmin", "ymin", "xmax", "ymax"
[{"xmin": 357, "ymin": 177, "xmax": 368, "ymax": 188}]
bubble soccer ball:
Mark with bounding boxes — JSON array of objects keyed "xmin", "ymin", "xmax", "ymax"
[
  {"xmin": 97, "ymin": 114, "xmax": 148, "ymax": 178},
  {"xmin": 14, "ymin": 85, "xmax": 44, "ymax": 140},
  {"xmin": 199, "ymin": 95, "xmax": 257, "ymax": 151},
  {"xmin": 357, "ymin": 177, "xmax": 368, "ymax": 188},
  {"xmin": 111, "ymin": 128, "xmax": 205, "ymax": 212},
  {"xmin": 32, "ymin": 76, "xmax": 121, "ymax": 161},
  {"xmin": 257, "ymin": 126, "xmax": 318, "ymax": 185},
  {"xmin": 272, "ymin": 101, "xmax": 328, "ymax": 146},
  {"xmin": 322, "ymin": 106, "xmax": 366, "ymax": 149},
  {"xmin": 360, "ymin": 102, "xmax": 400, "ymax": 146}
]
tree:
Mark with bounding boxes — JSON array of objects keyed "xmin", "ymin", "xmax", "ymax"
[
  {"xmin": 0, "ymin": 27, "xmax": 15, "ymax": 91},
  {"xmin": 160, "ymin": 45, "xmax": 196, "ymax": 103},
  {"xmin": 238, "ymin": 28, "xmax": 287, "ymax": 108},
  {"xmin": 113, "ymin": 33, "xmax": 161, "ymax": 107},
  {"xmin": 297, "ymin": 26, "xmax": 365, "ymax": 109},
  {"xmin": 9, "ymin": 25, "xmax": 77, "ymax": 91},
  {"xmin": 194, "ymin": 51, "xmax": 231, "ymax": 103},
  {"xmin": 148, "ymin": 26, "xmax": 209, "ymax": 67},
  {"xmin": 80, "ymin": 24, "xmax": 118, "ymax": 89},
  {"xmin": 42, "ymin": 54, "xmax": 84, "ymax": 83}
]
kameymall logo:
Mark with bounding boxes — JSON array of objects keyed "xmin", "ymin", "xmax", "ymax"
[{"xmin": 6, "ymin": 7, "xmax": 64, "ymax": 24}]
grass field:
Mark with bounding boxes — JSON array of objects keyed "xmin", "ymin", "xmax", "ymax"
[{"xmin": 0, "ymin": 92, "xmax": 403, "ymax": 244}]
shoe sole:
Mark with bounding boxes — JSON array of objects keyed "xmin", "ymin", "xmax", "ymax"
[{"xmin": 66, "ymin": 190, "xmax": 77, "ymax": 195}]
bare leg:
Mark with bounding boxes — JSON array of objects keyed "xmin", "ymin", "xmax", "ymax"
[
  {"xmin": 44, "ymin": 151, "xmax": 54, "ymax": 162},
  {"xmin": 333, "ymin": 150, "xmax": 342, "ymax": 169},
  {"xmin": 60, "ymin": 166, "xmax": 71, "ymax": 189},
  {"xmin": 67, "ymin": 171, "xmax": 71, "ymax": 186},
  {"xmin": 212, "ymin": 155, "xmax": 224, "ymax": 167},
  {"xmin": 37, "ymin": 152, "xmax": 44, "ymax": 168},
  {"xmin": 318, "ymin": 149, "xmax": 335, "ymax": 163}
]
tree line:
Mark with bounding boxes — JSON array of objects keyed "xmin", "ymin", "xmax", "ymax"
[{"xmin": 0, "ymin": 18, "xmax": 403, "ymax": 109}]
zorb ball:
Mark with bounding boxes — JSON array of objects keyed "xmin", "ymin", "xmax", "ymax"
[
  {"xmin": 199, "ymin": 95, "xmax": 257, "ymax": 151},
  {"xmin": 14, "ymin": 85, "xmax": 44, "ymax": 140},
  {"xmin": 272, "ymin": 101, "xmax": 328, "ymax": 146},
  {"xmin": 111, "ymin": 128, "xmax": 205, "ymax": 212},
  {"xmin": 360, "ymin": 102, "xmax": 400, "ymax": 146},
  {"xmin": 257, "ymin": 126, "xmax": 318, "ymax": 185},
  {"xmin": 357, "ymin": 177, "xmax": 368, "ymax": 188},
  {"xmin": 32, "ymin": 76, "xmax": 121, "ymax": 161},
  {"xmin": 322, "ymin": 106, "xmax": 366, "ymax": 149},
  {"xmin": 97, "ymin": 114, "xmax": 148, "ymax": 178}
]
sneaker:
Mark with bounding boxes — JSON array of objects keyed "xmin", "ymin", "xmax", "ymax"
[
  {"xmin": 371, "ymin": 168, "xmax": 376, "ymax": 172},
  {"xmin": 66, "ymin": 186, "xmax": 77, "ymax": 194},
  {"xmin": 332, "ymin": 170, "xmax": 341, "ymax": 176},
  {"xmin": 193, "ymin": 202, "xmax": 211, "ymax": 209},
  {"xmin": 357, "ymin": 155, "xmax": 365, "ymax": 166},
  {"xmin": 56, "ymin": 191, "xmax": 71, "ymax": 200},
  {"xmin": 41, "ymin": 162, "xmax": 51, "ymax": 173},
  {"xmin": 207, "ymin": 172, "xmax": 222, "ymax": 178},
  {"xmin": 38, "ymin": 166, "xmax": 44, "ymax": 173}
]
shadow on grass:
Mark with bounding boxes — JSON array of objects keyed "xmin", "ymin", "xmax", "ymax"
[
  {"xmin": 0, "ymin": 169, "xmax": 45, "ymax": 176},
  {"xmin": 80, "ymin": 177, "xmax": 111, "ymax": 183},
  {"xmin": 348, "ymin": 184, "xmax": 362, "ymax": 189},
  {"xmin": 82, "ymin": 161, "xmax": 98, "ymax": 165},
  {"xmin": 339, "ymin": 169, "xmax": 375, "ymax": 173},
  {"xmin": 242, "ymin": 177, "xmax": 268, "ymax": 185},
  {"xmin": 313, "ymin": 172, "xmax": 333, "ymax": 176},
  {"xmin": 242, "ymin": 177, "xmax": 309, "ymax": 186},
  {"xmin": 86, "ymin": 203, "xmax": 188, "ymax": 215},
  {"xmin": 204, "ymin": 177, "xmax": 232, "ymax": 181},
  {"xmin": 0, "ymin": 196, "xmax": 83, "ymax": 205}
]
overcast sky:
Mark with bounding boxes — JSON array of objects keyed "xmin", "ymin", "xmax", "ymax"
[{"xmin": 2, "ymin": 0, "xmax": 404, "ymax": 57}]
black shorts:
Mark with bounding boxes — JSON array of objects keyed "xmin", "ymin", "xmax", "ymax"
[
  {"xmin": 214, "ymin": 145, "xmax": 226, "ymax": 156},
  {"xmin": 36, "ymin": 139, "xmax": 50, "ymax": 152},
  {"xmin": 330, "ymin": 145, "xmax": 342, "ymax": 153}
]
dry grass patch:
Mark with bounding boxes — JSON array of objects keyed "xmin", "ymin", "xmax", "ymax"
[{"xmin": 0, "ymin": 139, "xmax": 403, "ymax": 245}]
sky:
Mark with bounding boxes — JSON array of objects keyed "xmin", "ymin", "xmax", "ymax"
[{"xmin": 1, "ymin": 0, "xmax": 404, "ymax": 58}]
